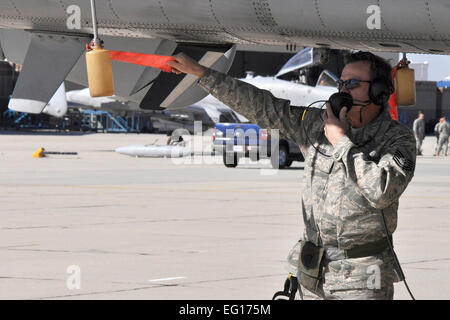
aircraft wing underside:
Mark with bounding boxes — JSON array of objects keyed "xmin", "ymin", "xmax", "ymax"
[{"xmin": 0, "ymin": 29, "xmax": 236, "ymax": 114}]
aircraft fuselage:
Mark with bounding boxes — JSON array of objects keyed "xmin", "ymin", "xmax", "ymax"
[{"xmin": 0, "ymin": 0, "xmax": 449, "ymax": 54}]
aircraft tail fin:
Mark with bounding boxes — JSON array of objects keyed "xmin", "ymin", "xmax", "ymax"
[
  {"xmin": 42, "ymin": 83, "xmax": 68, "ymax": 117},
  {"xmin": 8, "ymin": 32, "xmax": 89, "ymax": 114},
  {"xmin": 140, "ymin": 44, "xmax": 236, "ymax": 110}
]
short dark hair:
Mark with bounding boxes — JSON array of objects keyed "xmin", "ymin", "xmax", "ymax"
[{"xmin": 344, "ymin": 51, "xmax": 393, "ymax": 90}]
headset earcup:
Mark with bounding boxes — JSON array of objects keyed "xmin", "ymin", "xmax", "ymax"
[{"xmin": 370, "ymin": 78, "xmax": 393, "ymax": 105}]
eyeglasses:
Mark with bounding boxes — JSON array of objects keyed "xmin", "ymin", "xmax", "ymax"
[{"xmin": 337, "ymin": 79, "xmax": 371, "ymax": 91}]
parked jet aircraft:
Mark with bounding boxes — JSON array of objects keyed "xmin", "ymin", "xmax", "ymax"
[
  {"xmin": 0, "ymin": 0, "xmax": 448, "ymax": 115},
  {"xmin": 65, "ymin": 86, "xmax": 246, "ymax": 134},
  {"xmin": 190, "ymin": 68, "xmax": 338, "ymax": 118}
]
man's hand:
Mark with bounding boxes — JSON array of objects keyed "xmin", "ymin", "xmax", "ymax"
[
  {"xmin": 166, "ymin": 53, "xmax": 207, "ymax": 77},
  {"xmin": 323, "ymin": 104, "xmax": 348, "ymax": 147}
]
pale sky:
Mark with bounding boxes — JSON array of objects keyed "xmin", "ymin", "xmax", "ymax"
[{"xmin": 406, "ymin": 53, "xmax": 450, "ymax": 81}]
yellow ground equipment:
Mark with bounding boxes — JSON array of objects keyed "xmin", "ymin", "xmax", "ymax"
[{"xmin": 33, "ymin": 147, "xmax": 78, "ymax": 158}]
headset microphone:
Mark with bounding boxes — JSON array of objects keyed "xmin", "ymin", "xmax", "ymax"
[
  {"xmin": 329, "ymin": 92, "xmax": 372, "ymax": 118},
  {"xmin": 329, "ymin": 92, "xmax": 353, "ymax": 118},
  {"xmin": 353, "ymin": 98, "xmax": 371, "ymax": 106},
  {"xmin": 302, "ymin": 93, "xmax": 376, "ymax": 157}
]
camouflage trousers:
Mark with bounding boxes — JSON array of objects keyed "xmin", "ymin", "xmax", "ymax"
[
  {"xmin": 415, "ymin": 136, "xmax": 424, "ymax": 155},
  {"xmin": 313, "ymin": 279, "xmax": 394, "ymax": 300},
  {"xmin": 299, "ymin": 249, "xmax": 397, "ymax": 300},
  {"xmin": 301, "ymin": 285, "xmax": 394, "ymax": 300},
  {"xmin": 437, "ymin": 135, "xmax": 449, "ymax": 156}
]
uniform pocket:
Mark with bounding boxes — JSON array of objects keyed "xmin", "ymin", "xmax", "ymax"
[
  {"xmin": 324, "ymin": 259, "xmax": 371, "ymax": 291},
  {"xmin": 308, "ymin": 153, "xmax": 334, "ymax": 174}
]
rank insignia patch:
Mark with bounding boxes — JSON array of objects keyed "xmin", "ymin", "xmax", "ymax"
[{"xmin": 393, "ymin": 150, "xmax": 414, "ymax": 172}]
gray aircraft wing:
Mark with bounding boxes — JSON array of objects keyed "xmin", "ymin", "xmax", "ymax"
[{"xmin": 0, "ymin": 29, "xmax": 236, "ymax": 114}]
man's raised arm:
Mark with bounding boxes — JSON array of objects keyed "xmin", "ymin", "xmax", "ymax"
[{"xmin": 167, "ymin": 53, "xmax": 324, "ymax": 147}]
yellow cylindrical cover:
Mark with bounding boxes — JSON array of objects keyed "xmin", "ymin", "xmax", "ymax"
[
  {"xmin": 86, "ymin": 46, "xmax": 114, "ymax": 97},
  {"xmin": 395, "ymin": 67, "xmax": 416, "ymax": 106}
]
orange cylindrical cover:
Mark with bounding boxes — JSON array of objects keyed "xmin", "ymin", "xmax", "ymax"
[
  {"xmin": 86, "ymin": 47, "xmax": 115, "ymax": 97},
  {"xmin": 395, "ymin": 67, "xmax": 415, "ymax": 106}
]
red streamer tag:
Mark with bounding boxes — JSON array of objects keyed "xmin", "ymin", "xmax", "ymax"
[
  {"xmin": 389, "ymin": 65, "xmax": 400, "ymax": 121},
  {"xmin": 110, "ymin": 51, "xmax": 175, "ymax": 72}
]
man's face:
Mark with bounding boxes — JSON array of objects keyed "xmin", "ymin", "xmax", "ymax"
[
  {"xmin": 419, "ymin": 113, "xmax": 424, "ymax": 120},
  {"xmin": 339, "ymin": 61, "xmax": 372, "ymax": 128},
  {"xmin": 340, "ymin": 61, "xmax": 371, "ymax": 101}
]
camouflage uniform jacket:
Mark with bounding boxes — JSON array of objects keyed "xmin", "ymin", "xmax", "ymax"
[
  {"xmin": 438, "ymin": 121, "xmax": 450, "ymax": 137},
  {"xmin": 434, "ymin": 122, "xmax": 441, "ymax": 137},
  {"xmin": 198, "ymin": 69, "xmax": 417, "ymax": 292},
  {"xmin": 413, "ymin": 118, "xmax": 425, "ymax": 139}
]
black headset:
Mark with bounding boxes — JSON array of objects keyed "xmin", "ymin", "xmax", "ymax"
[
  {"xmin": 329, "ymin": 76, "xmax": 394, "ymax": 118},
  {"xmin": 369, "ymin": 76, "xmax": 394, "ymax": 106},
  {"xmin": 347, "ymin": 51, "xmax": 395, "ymax": 106}
]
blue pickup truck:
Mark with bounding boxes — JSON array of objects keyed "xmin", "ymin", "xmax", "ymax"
[{"xmin": 212, "ymin": 123, "xmax": 304, "ymax": 168}]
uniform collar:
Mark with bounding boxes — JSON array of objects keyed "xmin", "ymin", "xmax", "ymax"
[{"xmin": 347, "ymin": 106, "xmax": 393, "ymax": 146}]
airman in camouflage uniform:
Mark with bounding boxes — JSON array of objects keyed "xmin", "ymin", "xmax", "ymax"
[
  {"xmin": 434, "ymin": 120, "xmax": 441, "ymax": 155},
  {"xmin": 168, "ymin": 51, "xmax": 416, "ymax": 300},
  {"xmin": 437, "ymin": 117, "xmax": 449, "ymax": 156},
  {"xmin": 413, "ymin": 112, "xmax": 425, "ymax": 155}
]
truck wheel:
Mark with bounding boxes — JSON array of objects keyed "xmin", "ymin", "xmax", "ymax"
[
  {"xmin": 284, "ymin": 159, "xmax": 293, "ymax": 168},
  {"xmin": 223, "ymin": 152, "xmax": 239, "ymax": 168},
  {"xmin": 271, "ymin": 145, "xmax": 291, "ymax": 169}
]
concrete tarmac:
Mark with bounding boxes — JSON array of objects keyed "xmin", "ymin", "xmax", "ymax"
[{"xmin": 0, "ymin": 132, "xmax": 448, "ymax": 300}]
